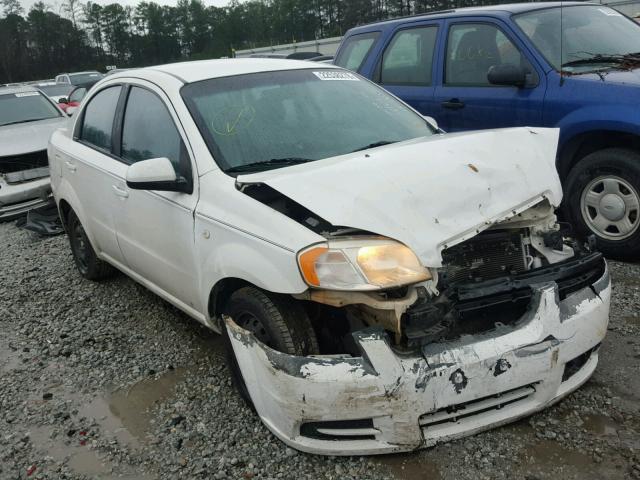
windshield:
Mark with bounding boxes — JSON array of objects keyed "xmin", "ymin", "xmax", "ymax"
[
  {"xmin": 515, "ymin": 6, "xmax": 640, "ymax": 73},
  {"xmin": 38, "ymin": 85, "xmax": 73, "ymax": 97},
  {"xmin": 182, "ymin": 69, "xmax": 433, "ymax": 174},
  {"xmin": 69, "ymin": 72, "xmax": 103, "ymax": 85},
  {"xmin": 0, "ymin": 91, "xmax": 61, "ymax": 126}
]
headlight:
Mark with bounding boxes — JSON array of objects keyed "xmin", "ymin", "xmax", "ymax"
[{"xmin": 298, "ymin": 238, "xmax": 430, "ymax": 291}]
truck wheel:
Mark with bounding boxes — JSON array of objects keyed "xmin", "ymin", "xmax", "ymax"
[
  {"xmin": 221, "ymin": 287, "xmax": 319, "ymax": 405},
  {"xmin": 565, "ymin": 148, "xmax": 640, "ymax": 260},
  {"xmin": 67, "ymin": 210, "xmax": 115, "ymax": 280}
]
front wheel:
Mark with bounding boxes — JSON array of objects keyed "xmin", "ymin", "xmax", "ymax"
[
  {"xmin": 221, "ymin": 287, "xmax": 319, "ymax": 405},
  {"xmin": 565, "ymin": 148, "xmax": 640, "ymax": 260}
]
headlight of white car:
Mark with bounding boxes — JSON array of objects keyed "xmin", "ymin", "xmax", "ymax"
[{"xmin": 297, "ymin": 238, "xmax": 430, "ymax": 291}]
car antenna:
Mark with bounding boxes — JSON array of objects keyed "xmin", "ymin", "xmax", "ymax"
[{"xmin": 560, "ymin": 0, "xmax": 565, "ymax": 86}]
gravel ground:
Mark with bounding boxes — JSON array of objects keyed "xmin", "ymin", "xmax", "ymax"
[{"xmin": 1, "ymin": 220, "xmax": 639, "ymax": 480}]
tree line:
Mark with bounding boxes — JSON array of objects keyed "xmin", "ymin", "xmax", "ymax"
[{"xmin": 0, "ymin": 0, "xmax": 513, "ymax": 84}]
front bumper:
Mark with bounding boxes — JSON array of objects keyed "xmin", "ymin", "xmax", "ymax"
[
  {"xmin": 227, "ymin": 262, "xmax": 611, "ymax": 455},
  {"xmin": 0, "ymin": 173, "xmax": 51, "ymax": 221}
]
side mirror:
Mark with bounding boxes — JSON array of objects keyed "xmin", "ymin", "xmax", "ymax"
[
  {"xmin": 422, "ymin": 115, "xmax": 439, "ymax": 131},
  {"xmin": 66, "ymin": 106, "xmax": 78, "ymax": 116},
  {"xmin": 488, "ymin": 64, "xmax": 527, "ymax": 88},
  {"xmin": 58, "ymin": 97, "xmax": 68, "ymax": 104},
  {"xmin": 126, "ymin": 157, "xmax": 190, "ymax": 193}
]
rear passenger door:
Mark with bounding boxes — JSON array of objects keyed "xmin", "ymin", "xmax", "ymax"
[
  {"xmin": 432, "ymin": 18, "xmax": 546, "ymax": 132},
  {"xmin": 61, "ymin": 85, "xmax": 128, "ymax": 265},
  {"xmin": 371, "ymin": 22, "xmax": 442, "ymax": 116}
]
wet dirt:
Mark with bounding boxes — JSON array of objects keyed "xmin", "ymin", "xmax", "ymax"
[{"xmin": 378, "ymin": 453, "xmax": 442, "ymax": 480}]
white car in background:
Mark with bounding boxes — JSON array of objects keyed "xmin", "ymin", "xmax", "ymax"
[
  {"xmin": 55, "ymin": 71, "xmax": 104, "ymax": 86},
  {"xmin": 0, "ymin": 86, "xmax": 67, "ymax": 220},
  {"xmin": 48, "ymin": 59, "xmax": 610, "ymax": 455}
]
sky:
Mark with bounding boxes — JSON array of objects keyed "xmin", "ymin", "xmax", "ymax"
[{"xmin": 19, "ymin": 0, "xmax": 232, "ymax": 13}]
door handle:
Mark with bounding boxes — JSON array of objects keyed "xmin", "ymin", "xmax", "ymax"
[
  {"xmin": 112, "ymin": 185, "xmax": 129, "ymax": 198},
  {"xmin": 442, "ymin": 99, "xmax": 465, "ymax": 110},
  {"xmin": 64, "ymin": 160, "xmax": 77, "ymax": 172}
]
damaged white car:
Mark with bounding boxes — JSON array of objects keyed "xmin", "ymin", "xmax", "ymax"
[
  {"xmin": 48, "ymin": 60, "xmax": 610, "ymax": 455},
  {"xmin": 1, "ymin": 86, "xmax": 67, "ymax": 220}
]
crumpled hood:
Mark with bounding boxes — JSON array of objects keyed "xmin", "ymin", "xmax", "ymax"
[
  {"xmin": 0, "ymin": 117, "xmax": 67, "ymax": 157},
  {"xmin": 238, "ymin": 127, "xmax": 562, "ymax": 267}
]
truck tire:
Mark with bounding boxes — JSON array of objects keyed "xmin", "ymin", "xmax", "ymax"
[
  {"xmin": 67, "ymin": 209, "xmax": 115, "ymax": 280},
  {"xmin": 221, "ymin": 286, "xmax": 319, "ymax": 405},
  {"xmin": 565, "ymin": 148, "xmax": 640, "ymax": 260}
]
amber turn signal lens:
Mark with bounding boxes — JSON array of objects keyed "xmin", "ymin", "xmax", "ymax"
[{"xmin": 298, "ymin": 246, "xmax": 328, "ymax": 287}]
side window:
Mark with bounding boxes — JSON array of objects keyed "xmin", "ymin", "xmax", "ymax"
[
  {"xmin": 335, "ymin": 32, "xmax": 380, "ymax": 72},
  {"xmin": 80, "ymin": 86, "xmax": 121, "ymax": 151},
  {"xmin": 380, "ymin": 26, "xmax": 438, "ymax": 86},
  {"xmin": 445, "ymin": 23, "xmax": 534, "ymax": 86},
  {"xmin": 70, "ymin": 87, "xmax": 87, "ymax": 103},
  {"xmin": 121, "ymin": 87, "xmax": 183, "ymax": 171}
]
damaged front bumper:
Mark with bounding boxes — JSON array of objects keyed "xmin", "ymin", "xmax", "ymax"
[
  {"xmin": 0, "ymin": 169, "xmax": 51, "ymax": 221},
  {"xmin": 226, "ymin": 261, "xmax": 611, "ymax": 455}
]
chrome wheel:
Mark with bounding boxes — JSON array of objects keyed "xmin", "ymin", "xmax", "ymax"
[{"xmin": 581, "ymin": 175, "xmax": 640, "ymax": 240}]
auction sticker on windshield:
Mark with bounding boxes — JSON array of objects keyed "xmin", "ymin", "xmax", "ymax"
[{"xmin": 313, "ymin": 71, "xmax": 359, "ymax": 81}]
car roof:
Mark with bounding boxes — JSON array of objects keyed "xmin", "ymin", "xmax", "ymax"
[
  {"xmin": 143, "ymin": 58, "xmax": 339, "ymax": 84},
  {"xmin": 347, "ymin": 1, "xmax": 591, "ymax": 32},
  {"xmin": 0, "ymin": 85, "xmax": 41, "ymax": 96}
]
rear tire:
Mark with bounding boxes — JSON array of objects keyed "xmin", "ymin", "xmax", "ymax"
[
  {"xmin": 67, "ymin": 210, "xmax": 115, "ymax": 280},
  {"xmin": 221, "ymin": 286, "xmax": 319, "ymax": 405},
  {"xmin": 564, "ymin": 148, "xmax": 640, "ymax": 260}
]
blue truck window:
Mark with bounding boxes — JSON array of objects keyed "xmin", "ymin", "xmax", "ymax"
[
  {"xmin": 445, "ymin": 23, "xmax": 532, "ymax": 86},
  {"xmin": 335, "ymin": 32, "xmax": 380, "ymax": 72},
  {"xmin": 380, "ymin": 26, "xmax": 438, "ymax": 86}
]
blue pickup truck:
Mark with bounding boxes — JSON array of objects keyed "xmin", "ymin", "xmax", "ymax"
[{"xmin": 335, "ymin": 2, "xmax": 640, "ymax": 259}]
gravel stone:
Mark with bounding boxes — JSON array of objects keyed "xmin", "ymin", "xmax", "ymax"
[{"xmin": 1, "ymin": 221, "xmax": 639, "ymax": 479}]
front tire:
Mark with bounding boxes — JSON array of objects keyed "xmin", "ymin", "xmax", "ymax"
[
  {"xmin": 67, "ymin": 210, "xmax": 115, "ymax": 280},
  {"xmin": 221, "ymin": 286, "xmax": 319, "ymax": 405},
  {"xmin": 565, "ymin": 148, "xmax": 640, "ymax": 260}
]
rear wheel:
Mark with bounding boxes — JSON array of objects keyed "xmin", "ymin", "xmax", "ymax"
[
  {"xmin": 565, "ymin": 148, "xmax": 640, "ymax": 260},
  {"xmin": 221, "ymin": 286, "xmax": 319, "ymax": 405},
  {"xmin": 67, "ymin": 210, "xmax": 115, "ymax": 280}
]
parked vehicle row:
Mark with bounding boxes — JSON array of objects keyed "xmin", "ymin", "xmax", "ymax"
[
  {"xmin": 335, "ymin": 2, "xmax": 640, "ymax": 260},
  {"xmin": 48, "ymin": 57, "xmax": 610, "ymax": 455}
]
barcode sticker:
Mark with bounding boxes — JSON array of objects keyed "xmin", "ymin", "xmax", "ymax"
[{"xmin": 313, "ymin": 71, "xmax": 359, "ymax": 81}]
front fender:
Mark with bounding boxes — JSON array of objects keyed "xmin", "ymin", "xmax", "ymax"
[
  {"xmin": 196, "ymin": 214, "xmax": 309, "ymax": 324},
  {"xmin": 556, "ymin": 106, "xmax": 640, "ymax": 145}
]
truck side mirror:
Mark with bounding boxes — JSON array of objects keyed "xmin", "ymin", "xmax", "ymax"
[{"xmin": 488, "ymin": 64, "xmax": 527, "ymax": 88}]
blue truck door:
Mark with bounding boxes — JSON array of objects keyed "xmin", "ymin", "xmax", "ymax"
[
  {"xmin": 432, "ymin": 18, "xmax": 546, "ymax": 132},
  {"xmin": 364, "ymin": 21, "xmax": 442, "ymax": 115}
]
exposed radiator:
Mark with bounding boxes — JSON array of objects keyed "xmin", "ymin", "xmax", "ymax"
[{"xmin": 441, "ymin": 230, "xmax": 527, "ymax": 285}]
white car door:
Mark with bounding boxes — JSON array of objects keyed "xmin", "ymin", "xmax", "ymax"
[
  {"xmin": 59, "ymin": 85, "xmax": 127, "ymax": 265},
  {"xmin": 111, "ymin": 83, "xmax": 202, "ymax": 313}
]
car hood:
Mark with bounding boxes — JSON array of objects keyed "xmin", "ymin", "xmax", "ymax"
[
  {"xmin": 0, "ymin": 117, "xmax": 67, "ymax": 157},
  {"xmin": 237, "ymin": 127, "xmax": 562, "ymax": 267}
]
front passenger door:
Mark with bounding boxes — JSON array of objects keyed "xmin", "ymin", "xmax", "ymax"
[
  {"xmin": 433, "ymin": 20, "xmax": 546, "ymax": 131},
  {"xmin": 112, "ymin": 84, "xmax": 202, "ymax": 313}
]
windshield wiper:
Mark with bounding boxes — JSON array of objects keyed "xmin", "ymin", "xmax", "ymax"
[
  {"xmin": 225, "ymin": 157, "xmax": 314, "ymax": 174},
  {"xmin": 351, "ymin": 140, "xmax": 398, "ymax": 153},
  {"xmin": 562, "ymin": 52, "xmax": 640, "ymax": 69},
  {"xmin": 0, "ymin": 117, "xmax": 55, "ymax": 127}
]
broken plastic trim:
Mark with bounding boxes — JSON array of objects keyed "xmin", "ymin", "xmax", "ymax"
[{"xmin": 237, "ymin": 182, "xmax": 370, "ymax": 236}]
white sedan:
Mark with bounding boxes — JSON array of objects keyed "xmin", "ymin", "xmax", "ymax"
[{"xmin": 48, "ymin": 59, "xmax": 610, "ymax": 455}]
